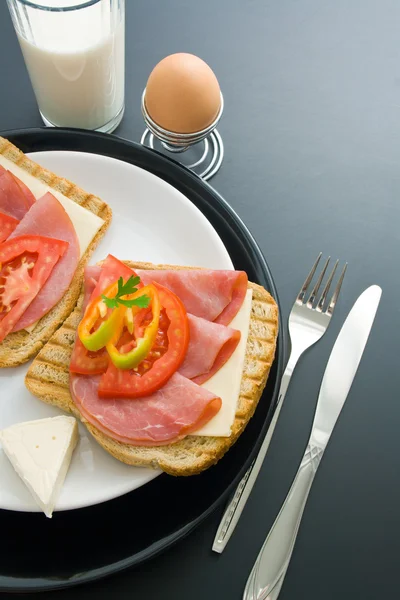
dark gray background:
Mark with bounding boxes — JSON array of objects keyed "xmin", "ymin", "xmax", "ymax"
[{"xmin": 0, "ymin": 1, "xmax": 399, "ymax": 599}]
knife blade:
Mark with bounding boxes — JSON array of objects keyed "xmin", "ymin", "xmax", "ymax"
[{"xmin": 244, "ymin": 285, "xmax": 382, "ymax": 600}]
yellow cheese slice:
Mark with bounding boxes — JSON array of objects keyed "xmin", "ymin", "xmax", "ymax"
[{"xmin": 196, "ymin": 289, "xmax": 253, "ymax": 437}]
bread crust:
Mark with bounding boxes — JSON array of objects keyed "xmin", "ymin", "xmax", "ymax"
[
  {"xmin": 25, "ymin": 261, "xmax": 279, "ymax": 476},
  {"xmin": 0, "ymin": 137, "xmax": 112, "ymax": 367}
]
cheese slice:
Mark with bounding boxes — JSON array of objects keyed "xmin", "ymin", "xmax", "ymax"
[
  {"xmin": 0, "ymin": 416, "xmax": 79, "ymax": 518},
  {"xmin": 196, "ymin": 289, "xmax": 253, "ymax": 437},
  {"xmin": 0, "ymin": 155, "xmax": 104, "ymax": 259},
  {"xmin": 0, "ymin": 155, "xmax": 105, "ymax": 333}
]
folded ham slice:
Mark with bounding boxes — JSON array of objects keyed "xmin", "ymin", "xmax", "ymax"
[
  {"xmin": 10, "ymin": 192, "xmax": 80, "ymax": 331},
  {"xmin": 9, "ymin": 172, "xmax": 35, "ymax": 208},
  {"xmin": 0, "ymin": 211, "xmax": 19, "ymax": 242},
  {"xmin": 83, "ymin": 265, "xmax": 102, "ymax": 303},
  {"xmin": 0, "ymin": 171, "xmax": 30, "ymax": 220},
  {"xmin": 179, "ymin": 315, "xmax": 241, "ymax": 385},
  {"xmin": 136, "ymin": 268, "xmax": 247, "ymax": 325},
  {"xmin": 70, "ymin": 372, "xmax": 222, "ymax": 446}
]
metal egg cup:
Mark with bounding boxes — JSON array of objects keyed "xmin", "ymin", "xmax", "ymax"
[{"xmin": 140, "ymin": 90, "xmax": 224, "ymax": 181}]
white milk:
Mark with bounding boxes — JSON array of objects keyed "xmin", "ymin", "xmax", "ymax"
[{"xmin": 16, "ymin": 1, "xmax": 125, "ymax": 130}]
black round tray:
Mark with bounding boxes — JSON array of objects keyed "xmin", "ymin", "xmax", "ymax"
[{"xmin": 0, "ymin": 128, "xmax": 285, "ymax": 593}]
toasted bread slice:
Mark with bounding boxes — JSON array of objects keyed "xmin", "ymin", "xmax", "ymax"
[
  {"xmin": 0, "ymin": 137, "xmax": 112, "ymax": 367},
  {"xmin": 25, "ymin": 261, "xmax": 279, "ymax": 476}
]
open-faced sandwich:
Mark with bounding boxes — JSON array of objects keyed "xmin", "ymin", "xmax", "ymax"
[
  {"xmin": 26, "ymin": 255, "xmax": 279, "ymax": 476},
  {"xmin": 0, "ymin": 137, "xmax": 111, "ymax": 366}
]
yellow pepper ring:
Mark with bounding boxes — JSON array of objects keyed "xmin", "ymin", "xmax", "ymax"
[
  {"xmin": 107, "ymin": 284, "xmax": 160, "ymax": 370},
  {"xmin": 78, "ymin": 281, "xmax": 126, "ymax": 352}
]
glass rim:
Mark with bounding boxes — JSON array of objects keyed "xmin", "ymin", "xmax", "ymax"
[{"xmin": 11, "ymin": 0, "xmax": 102, "ymax": 12}]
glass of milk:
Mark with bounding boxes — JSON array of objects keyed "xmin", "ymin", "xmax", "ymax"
[{"xmin": 7, "ymin": 0, "xmax": 125, "ymax": 133}]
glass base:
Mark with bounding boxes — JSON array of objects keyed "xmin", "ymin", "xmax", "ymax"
[{"xmin": 39, "ymin": 104, "xmax": 125, "ymax": 134}]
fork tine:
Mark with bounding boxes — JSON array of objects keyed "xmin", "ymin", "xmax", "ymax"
[
  {"xmin": 297, "ymin": 252, "xmax": 322, "ymax": 303},
  {"xmin": 326, "ymin": 263, "xmax": 347, "ymax": 315},
  {"xmin": 316, "ymin": 259, "xmax": 338, "ymax": 312},
  {"xmin": 307, "ymin": 257, "xmax": 330, "ymax": 307}
]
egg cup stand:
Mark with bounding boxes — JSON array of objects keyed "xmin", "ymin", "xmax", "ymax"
[{"xmin": 140, "ymin": 90, "xmax": 224, "ymax": 181}]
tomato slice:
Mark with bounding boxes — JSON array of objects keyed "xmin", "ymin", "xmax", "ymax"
[
  {"xmin": 70, "ymin": 338, "xmax": 109, "ymax": 374},
  {"xmin": 0, "ymin": 234, "xmax": 69, "ymax": 342},
  {"xmin": 98, "ymin": 282, "xmax": 190, "ymax": 399},
  {"xmin": 132, "ymin": 308, "xmax": 170, "ymax": 374},
  {"xmin": 0, "ymin": 211, "xmax": 19, "ymax": 243}
]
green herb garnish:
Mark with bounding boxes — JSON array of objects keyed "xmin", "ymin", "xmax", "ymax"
[{"xmin": 102, "ymin": 276, "xmax": 150, "ymax": 309}]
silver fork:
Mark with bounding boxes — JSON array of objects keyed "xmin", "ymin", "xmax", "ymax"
[{"xmin": 212, "ymin": 253, "xmax": 347, "ymax": 553}]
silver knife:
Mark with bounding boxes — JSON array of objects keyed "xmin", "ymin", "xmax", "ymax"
[{"xmin": 243, "ymin": 284, "xmax": 382, "ymax": 600}]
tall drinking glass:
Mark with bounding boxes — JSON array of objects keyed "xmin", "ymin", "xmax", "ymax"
[{"xmin": 6, "ymin": 0, "xmax": 125, "ymax": 133}]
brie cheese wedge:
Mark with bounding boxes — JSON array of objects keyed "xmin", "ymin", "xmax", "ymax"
[{"xmin": 0, "ymin": 416, "xmax": 79, "ymax": 518}]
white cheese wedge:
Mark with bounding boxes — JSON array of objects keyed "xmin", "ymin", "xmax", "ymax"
[
  {"xmin": 196, "ymin": 289, "xmax": 253, "ymax": 437},
  {"xmin": 0, "ymin": 155, "xmax": 105, "ymax": 333},
  {"xmin": 0, "ymin": 155, "xmax": 104, "ymax": 259},
  {"xmin": 0, "ymin": 416, "xmax": 79, "ymax": 518}
]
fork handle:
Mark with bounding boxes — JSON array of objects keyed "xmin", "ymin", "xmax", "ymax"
[
  {"xmin": 243, "ymin": 443, "xmax": 322, "ymax": 600},
  {"xmin": 212, "ymin": 350, "xmax": 301, "ymax": 553}
]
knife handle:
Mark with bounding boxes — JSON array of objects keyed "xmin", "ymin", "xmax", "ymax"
[
  {"xmin": 213, "ymin": 364, "xmax": 295, "ymax": 553},
  {"xmin": 244, "ymin": 442, "xmax": 324, "ymax": 600},
  {"xmin": 213, "ymin": 343, "xmax": 307, "ymax": 553}
]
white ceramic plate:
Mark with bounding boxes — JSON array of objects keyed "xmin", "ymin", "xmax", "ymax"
[{"xmin": 0, "ymin": 150, "xmax": 233, "ymax": 514}]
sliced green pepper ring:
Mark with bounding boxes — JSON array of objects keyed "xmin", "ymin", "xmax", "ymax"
[
  {"xmin": 78, "ymin": 281, "xmax": 126, "ymax": 352},
  {"xmin": 107, "ymin": 284, "xmax": 160, "ymax": 370},
  {"xmin": 125, "ymin": 307, "xmax": 135, "ymax": 335}
]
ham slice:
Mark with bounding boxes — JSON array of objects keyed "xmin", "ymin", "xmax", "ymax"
[
  {"xmin": 136, "ymin": 269, "xmax": 248, "ymax": 325},
  {"xmin": 9, "ymin": 172, "xmax": 35, "ymax": 208},
  {"xmin": 84, "ymin": 265, "xmax": 102, "ymax": 303},
  {"xmin": 0, "ymin": 166, "xmax": 35, "ymax": 209},
  {"xmin": 179, "ymin": 315, "xmax": 241, "ymax": 385},
  {"xmin": 70, "ymin": 372, "xmax": 221, "ymax": 446},
  {"xmin": 0, "ymin": 171, "xmax": 30, "ymax": 220},
  {"xmin": 0, "ymin": 211, "xmax": 19, "ymax": 242},
  {"xmin": 10, "ymin": 192, "xmax": 80, "ymax": 331}
]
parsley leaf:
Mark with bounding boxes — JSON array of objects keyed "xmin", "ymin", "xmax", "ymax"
[{"xmin": 101, "ymin": 276, "xmax": 151, "ymax": 309}]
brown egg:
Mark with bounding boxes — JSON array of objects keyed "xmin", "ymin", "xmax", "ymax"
[{"xmin": 145, "ymin": 53, "xmax": 221, "ymax": 134}]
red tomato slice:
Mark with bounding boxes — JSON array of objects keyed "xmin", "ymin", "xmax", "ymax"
[
  {"xmin": 0, "ymin": 234, "xmax": 69, "ymax": 342},
  {"xmin": 0, "ymin": 211, "xmax": 19, "ymax": 243},
  {"xmin": 69, "ymin": 338, "xmax": 109, "ymax": 374},
  {"xmin": 111, "ymin": 308, "xmax": 169, "ymax": 367},
  {"xmin": 98, "ymin": 283, "xmax": 190, "ymax": 399},
  {"xmin": 132, "ymin": 308, "xmax": 170, "ymax": 373},
  {"xmin": 9, "ymin": 173, "xmax": 35, "ymax": 208}
]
